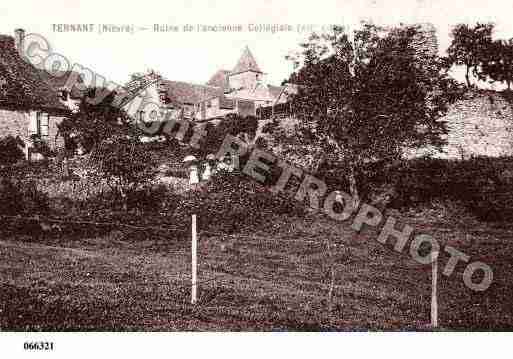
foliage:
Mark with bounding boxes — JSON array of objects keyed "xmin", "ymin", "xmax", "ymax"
[
  {"xmin": 280, "ymin": 23, "xmax": 458, "ymax": 202},
  {"xmin": 0, "ymin": 177, "xmax": 49, "ymax": 216},
  {"xmin": 176, "ymin": 170, "xmax": 305, "ymax": 233},
  {"xmin": 479, "ymin": 39, "xmax": 513, "ymax": 90},
  {"xmin": 90, "ymin": 137, "xmax": 158, "ymax": 211},
  {"xmin": 29, "ymin": 134, "xmax": 54, "ymax": 158},
  {"xmin": 58, "ymin": 88, "xmax": 133, "ymax": 154},
  {"xmin": 0, "ymin": 136, "xmax": 25, "ymax": 167},
  {"xmin": 201, "ymin": 114, "xmax": 259, "ymax": 156},
  {"xmin": 320, "ymin": 156, "xmax": 513, "ymax": 222},
  {"xmin": 447, "ymin": 23, "xmax": 494, "ymax": 87}
]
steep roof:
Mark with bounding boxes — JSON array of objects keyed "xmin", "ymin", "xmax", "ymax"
[
  {"xmin": 160, "ymin": 80, "xmax": 222, "ymax": 105},
  {"xmin": 268, "ymin": 85, "xmax": 285, "ymax": 99},
  {"xmin": 38, "ymin": 70, "xmax": 86, "ymax": 99},
  {"xmin": 206, "ymin": 69, "xmax": 231, "ymax": 89},
  {"xmin": 232, "ymin": 46, "xmax": 262, "ymax": 74},
  {"xmin": 0, "ymin": 35, "xmax": 67, "ymax": 111}
]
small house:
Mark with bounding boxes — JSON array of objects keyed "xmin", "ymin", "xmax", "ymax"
[{"xmin": 0, "ymin": 29, "xmax": 69, "ymax": 158}]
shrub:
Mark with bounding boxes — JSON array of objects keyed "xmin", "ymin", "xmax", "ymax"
[
  {"xmin": 91, "ymin": 138, "xmax": 158, "ymax": 211},
  {"xmin": 126, "ymin": 184, "xmax": 172, "ymax": 213},
  {"xmin": 29, "ymin": 134, "xmax": 54, "ymax": 158},
  {"xmin": 0, "ymin": 177, "xmax": 49, "ymax": 216},
  {"xmin": 319, "ymin": 156, "xmax": 513, "ymax": 222},
  {"xmin": 176, "ymin": 170, "xmax": 305, "ymax": 233},
  {"xmin": 0, "ymin": 136, "xmax": 25, "ymax": 168}
]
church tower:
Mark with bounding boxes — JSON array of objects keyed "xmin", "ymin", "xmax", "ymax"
[{"xmin": 227, "ymin": 46, "xmax": 264, "ymax": 90}]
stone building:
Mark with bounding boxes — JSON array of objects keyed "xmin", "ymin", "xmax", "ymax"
[
  {"xmin": 0, "ymin": 29, "xmax": 69, "ymax": 157},
  {"xmin": 123, "ymin": 46, "xmax": 296, "ymax": 124},
  {"xmin": 38, "ymin": 69, "xmax": 87, "ymax": 113},
  {"xmin": 411, "ymin": 90, "xmax": 513, "ymax": 159}
]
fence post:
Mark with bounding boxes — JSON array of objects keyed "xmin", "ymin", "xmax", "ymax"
[
  {"xmin": 191, "ymin": 213, "xmax": 198, "ymax": 304},
  {"xmin": 431, "ymin": 250, "xmax": 439, "ymax": 329},
  {"xmin": 183, "ymin": 155, "xmax": 199, "ymax": 305}
]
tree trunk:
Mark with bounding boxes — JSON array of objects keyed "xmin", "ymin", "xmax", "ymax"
[
  {"xmin": 327, "ymin": 266, "xmax": 335, "ymax": 313},
  {"xmin": 465, "ymin": 66, "xmax": 471, "ymax": 88},
  {"xmin": 348, "ymin": 163, "xmax": 360, "ymax": 210},
  {"xmin": 120, "ymin": 188, "xmax": 128, "ymax": 211},
  {"xmin": 325, "ymin": 238, "xmax": 336, "ymax": 313}
]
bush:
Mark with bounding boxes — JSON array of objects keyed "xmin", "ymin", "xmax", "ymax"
[
  {"xmin": 91, "ymin": 138, "xmax": 158, "ymax": 211},
  {"xmin": 319, "ymin": 156, "xmax": 513, "ymax": 222},
  {"xmin": 30, "ymin": 134, "xmax": 54, "ymax": 158},
  {"xmin": 0, "ymin": 177, "xmax": 49, "ymax": 216},
  {"xmin": 126, "ymin": 184, "xmax": 172, "ymax": 213},
  {"xmin": 0, "ymin": 136, "xmax": 25, "ymax": 167},
  {"xmin": 176, "ymin": 170, "xmax": 305, "ymax": 233}
]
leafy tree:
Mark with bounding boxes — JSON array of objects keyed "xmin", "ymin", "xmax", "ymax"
[
  {"xmin": 91, "ymin": 137, "xmax": 158, "ymax": 211},
  {"xmin": 201, "ymin": 114, "xmax": 259, "ymax": 155},
  {"xmin": 277, "ymin": 23, "xmax": 458, "ymax": 204},
  {"xmin": 447, "ymin": 23, "xmax": 494, "ymax": 87},
  {"xmin": 479, "ymin": 39, "xmax": 513, "ymax": 90},
  {"xmin": 58, "ymin": 88, "xmax": 133, "ymax": 154}
]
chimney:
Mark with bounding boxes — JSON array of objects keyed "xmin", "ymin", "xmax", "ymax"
[{"xmin": 14, "ymin": 28, "xmax": 25, "ymax": 52}]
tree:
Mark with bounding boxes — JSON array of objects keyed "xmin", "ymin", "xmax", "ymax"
[
  {"xmin": 479, "ymin": 39, "xmax": 513, "ymax": 90},
  {"xmin": 91, "ymin": 137, "xmax": 158, "ymax": 211},
  {"xmin": 447, "ymin": 23, "xmax": 494, "ymax": 87},
  {"xmin": 201, "ymin": 114, "xmax": 259, "ymax": 156},
  {"xmin": 278, "ymin": 23, "xmax": 458, "ymax": 205},
  {"xmin": 58, "ymin": 88, "xmax": 133, "ymax": 154},
  {"xmin": 0, "ymin": 136, "xmax": 25, "ymax": 168}
]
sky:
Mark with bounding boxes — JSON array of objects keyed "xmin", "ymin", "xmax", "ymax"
[{"xmin": 1, "ymin": 0, "xmax": 513, "ymax": 87}]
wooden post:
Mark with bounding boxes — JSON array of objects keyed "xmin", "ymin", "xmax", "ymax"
[
  {"xmin": 191, "ymin": 213, "xmax": 198, "ymax": 304},
  {"xmin": 184, "ymin": 156, "xmax": 199, "ymax": 305},
  {"xmin": 431, "ymin": 251, "xmax": 438, "ymax": 329}
]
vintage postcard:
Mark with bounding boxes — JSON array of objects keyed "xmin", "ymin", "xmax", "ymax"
[{"xmin": 0, "ymin": 0, "xmax": 511, "ymax": 357}]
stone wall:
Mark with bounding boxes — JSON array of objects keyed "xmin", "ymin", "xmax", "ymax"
[
  {"xmin": 441, "ymin": 91, "xmax": 513, "ymax": 159},
  {"xmin": 410, "ymin": 90, "xmax": 513, "ymax": 159},
  {"xmin": 0, "ymin": 108, "xmax": 30, "ymax": 141},
  {"xmin": 0, "ymin": 108, "xmax": 65, "ymax": 156},
  {"xmin": 228, "ymin": 71, "xmax": 259, "ymax": 91}
]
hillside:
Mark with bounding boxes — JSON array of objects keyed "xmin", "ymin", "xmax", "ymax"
[{"xmin": 1, "ymin": 214, "xmax": 511, "ymax": 330}]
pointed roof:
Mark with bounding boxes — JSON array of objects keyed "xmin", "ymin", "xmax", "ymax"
[
  {"xmin": 0, "ymin": 34, "xmax": 67, "ymax": 111},
  {"xmin": 232, "ymin": 46, "xmax": 262, "ymax": 74},
  {"xmin": 206, "ymin": 69, "xmax": 231, "ymax": 88}
]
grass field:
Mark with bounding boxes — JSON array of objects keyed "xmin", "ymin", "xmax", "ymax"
[{"xmin": 0, "ymin": 213, "xmax": 511, "ymax": 331}]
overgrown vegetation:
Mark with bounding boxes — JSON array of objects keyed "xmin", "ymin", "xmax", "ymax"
[
  {"xmin": 275, "ymin": 23, "xmax": 460, "ymax": 206},
  {"xmin": 90, "ymin": 137, "xmax": 159, "ymax": 211},
  {"xmin": 447, "ymin": 22, "xmax": 513, "ymax": 90},
  {"xmin": 58, "ymin": 88, "xmax": 132, "ymax": 154},
  {"xmin": 319, "ymin": 156, "xmax": 513, "ymax": 222},
  {"xmin": 177, "ymin": 169, "xmax": 305, "ymax": 233},
  {"xmin": 0, "ymin": 135, "xmax": 24, "ymax": 167}
]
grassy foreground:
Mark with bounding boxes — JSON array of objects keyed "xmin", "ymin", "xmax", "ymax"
[{"xmin": 0, "ymin": 213, "xmax": 511, "ymax": 331}]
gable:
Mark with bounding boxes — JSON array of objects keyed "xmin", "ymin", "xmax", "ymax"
[
  {"xmin": 232, "ymin": 46, "xmax": 262, "ymax": 74},
  {"xmin": 0, "ymin": 35, "xmax": 67, "ymax": 112}
]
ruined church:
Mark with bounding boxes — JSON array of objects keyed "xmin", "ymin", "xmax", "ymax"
[{"xmin": 124, "ymin": 46, "xmax": 296, "ymax": 124}]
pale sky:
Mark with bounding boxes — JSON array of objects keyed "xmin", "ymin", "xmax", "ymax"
[{"xmin": 1, "ymin": 0, "xmax": 512, "ymax": 87}]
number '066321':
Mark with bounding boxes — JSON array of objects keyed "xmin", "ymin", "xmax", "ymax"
[{"xmin": 24, "ymin": 342, "xmax": 54, "ymax": 351}]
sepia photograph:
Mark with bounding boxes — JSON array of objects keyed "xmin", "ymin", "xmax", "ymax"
[{"xmin": 0, "ymin": 0, "xmax": 511, "ymax": 357}]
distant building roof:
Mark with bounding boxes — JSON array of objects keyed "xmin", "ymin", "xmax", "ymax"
[
  {"xmin": 160, "ymin": 80, "xmax": 222, "ymax": 105},
  {"xmin": 268, "ymin": 85, "xmax": 285, "ymax": 99},
  {"xmin": 231, "ymin": 46, "xmax": 262, "ymax": 74},
  {"xmin": 206, "ymin": 69, "xmax": 231, "ymax": 89},
  {"xmin": 0, "ymin": 34, "xmax": 67, "ymax": 111}
]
